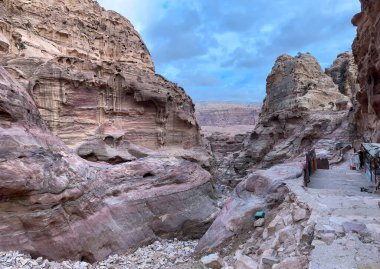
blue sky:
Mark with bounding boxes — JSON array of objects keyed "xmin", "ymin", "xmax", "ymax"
[{"xmin": 98, "ymin": 0, "xmax": 360, "ymax": 103}]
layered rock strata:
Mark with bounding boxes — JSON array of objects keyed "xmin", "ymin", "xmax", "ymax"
[
  {"xmin": 0, "ymin": 0, "xmax": 201, "ymax": 164},
  {"xmin": 195, "ymin": 102, "xmax": 260, "ymax": 127},
  {"xmin": 0, "ymin": 53, "xmax": 217, "ymax": 262},
  {"xmin": 234, "ymin": 53, "xmax": 358, "ymax": 174},
  {"xmin": 352, "ymin": 0, "xmax": 380, "ymax": 143}
]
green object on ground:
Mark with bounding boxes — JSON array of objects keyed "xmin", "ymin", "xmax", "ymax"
[{"xmin": 254, "ymin": 211, "xmax": 265, "ymax": 219}]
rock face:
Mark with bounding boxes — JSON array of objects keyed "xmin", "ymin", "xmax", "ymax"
[
  {"xmin": 352, "ymin": 0, "xmax": 380, "ymax": 143},
  {"xmin": 196, "ymin": 162, "xmax": 311, "ymax": 269},
  {"xmin": 0, "ymin": 66, "xmax": 217, "ymax": 262},
  {"xmin": 195, "ymin": 102, "xmax": 260, "ymax": 127},
  {"xmin": 326, "ymin": 52, "xmax": 359, "ymax": 101},
  {"xmin": 196, "ymin": 162, "xmax": 304, "ymax": 253},
  {"xmin": 0, "ymin": 0, "xmax": 200, "ymax": 164},
  {"xmin": 234, "ymin": 53, "xmax": 357, "ymax": 173},
  {"xmin": 196, "ymin": 102, "xmax": 259, "ymax": 183}
]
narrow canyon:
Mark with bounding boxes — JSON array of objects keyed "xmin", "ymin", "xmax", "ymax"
[{"xmin": 0, "ymin": 0, "xmax": 379, "ymax": 269}]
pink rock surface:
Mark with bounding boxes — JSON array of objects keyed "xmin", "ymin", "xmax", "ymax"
[
  {"xmin": 352, "ymin": 0, "xmax": 380, "ymax": 142},
  {"xmin": 196, "ymin": 162, "xmax": 304, "ymax": 253},
  {"xmin": 0, "ymin": 67, "xmax": 217, "ymax": 262}
]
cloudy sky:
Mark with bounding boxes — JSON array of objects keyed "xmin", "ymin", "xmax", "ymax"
[{"xmin": 98, "ymin": 0, "xmax": 361, "ymax": 103}]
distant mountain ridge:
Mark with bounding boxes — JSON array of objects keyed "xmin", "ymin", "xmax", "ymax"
[{"xmin": 195, "ymin": 102, "xmax": 261, "ymax": 127}]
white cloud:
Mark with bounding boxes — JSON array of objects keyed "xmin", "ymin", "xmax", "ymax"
[{"xmin": 96, "ymin": 0, "xmax": 360, "ymax": 103}]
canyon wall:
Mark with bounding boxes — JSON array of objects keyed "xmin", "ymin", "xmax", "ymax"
[
  {"xmin": 0, "ymin": 0, "xmax": 201, "ymax": 164},
  {"xmin": 0, "ymin": 0, "xmax": 218, "ymax": 262},
  {"xmin": 234, "ymin": 52, "xmax": 359, "ymax": 174},
  {"xmin": 195, "ymin": 102, "xmax": 260, "ymax": 182},
  {"xmin": 0, "ymin": 52, "xmax": 217, "ymax": 263},
  {"xmin": 352, "ymin": 0, "xmax": 380, "ymax": 143}
]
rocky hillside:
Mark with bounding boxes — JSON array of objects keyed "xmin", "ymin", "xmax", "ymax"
[
  {"xmin": 195, "ymin": 102, "xmax": 260, "ymax": 127},
  {"xmin": 234, "ymin": 52, "xmax": 359, "ymax": 174},
  {"xmin": 352, "ymin": 0, "xmax": 380, "ymax": 143},
  {"xmin": 0, "ymin": 0, "xmax": 201, "ymax": 165}
]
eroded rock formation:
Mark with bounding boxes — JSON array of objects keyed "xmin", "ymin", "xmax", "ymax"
[
  {"xmin": 0, "ymin": 0, "xmax": 201, "ymax": 164},
  {"xmin": 326, "ymin": 51, "xmax": 359, "ymax": 101},
  {"xmin": 196, "ymin": 162, "xmax": 313, "ymax": 269},
  {"xmin": 352, "ymin": 0, "xmax": 380, "ymax": 143},
  {"xmin": 0, "ymin": 66, "xmax": 217, "ymax": 262},
  {"xmin": 0, "ymin": 0, "xmax": 217, "ymax": 262},
  {"xmin": 234, "ymin": 53, "xmax": 358, "ymax": 174}
]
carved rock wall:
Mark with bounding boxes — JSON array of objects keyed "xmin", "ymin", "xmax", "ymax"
[
  {"xmin": 0, "ymin": 0, "xmax": 200, "ymax": 163},
  {"xmin": 0, "ymin": 66, "xmax": 217, "ymax": 262}
]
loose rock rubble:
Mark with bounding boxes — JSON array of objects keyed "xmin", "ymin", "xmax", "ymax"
[{"xmin": 0, "ymin": 239, "xmax": 200, "ymax": 269}]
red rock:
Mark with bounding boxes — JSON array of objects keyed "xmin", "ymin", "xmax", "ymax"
[
  {"xmin": 0, "ymin": 0, "xmax": 203, "ymax": 165},
  {"xmin": 0, "ymin": 58, "xmax": 217, "ymax": 262},
  {"xmin": 352, "ymin": 0, "xmax": 380, "ymax": 142},
  {"xmin": 234, "ymin": 53, "xmax": 358, "ymax": 174},
  {"xmin": 195, "ymin": 163, "xmax": 303, "ymax": 254}
]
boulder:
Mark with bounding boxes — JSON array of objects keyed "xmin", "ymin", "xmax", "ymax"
[
  {"xmin": 272, "ymin": 256, "xmax": 308, "ymax": 269},
  {"xmin": 234, "ymin": 254, "xmax": 259, "ymax": 269},
  {"xmin": 292, "ymin": 207, "xmax": 308, "ymax": 222},
  {"xmin": 259, "ymin": 249, "xmax": 279, "ymax": 268},
  {"xmin": 342, "ymin": 222, "xmax": 369, "ymax": 236}
]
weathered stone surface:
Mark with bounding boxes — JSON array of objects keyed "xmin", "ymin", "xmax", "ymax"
[
  {"xmin": 234, "ymin": 53, "xmax": 357, "ymax": 174},
  {"xmin": 0, "ymin": 67, "xmax": 217, "ymax": 261},
  {"xmin": 195, "ymin": 162, "xmax": 304, "ymax": 253},
  {"xmin": 254, "ymin": 219, "xmax": 265, "ymax": 227},
  {"xmin": 234, "ymin": 253, "xmax": 259, "ymax": 269},
  {"xmin": 272, "ymin": 256, "xmax": 308, "ymax": 269},
  {"xmin": 292, "ymin": 207, "xmax": 308, "ymax": 222},
  {"xmin": 206, "ymin": 130, "xmax": 251, "ymax": 185},
  {"xmin": 0, "ymin": 0, "xmax": 202, "ymax": 162},
  {"xmin": 352, "ymin": 0, "xmax": 380, "ymax": 143},
  {"xmin": 326, "ymin": 51, "xmax": 359, "ymax": 101},
  {"xmin": 342, "ymin": 221, "xmax": 369, "ymax": 236}
]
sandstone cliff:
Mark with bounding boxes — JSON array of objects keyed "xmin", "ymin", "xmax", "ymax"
[
  {"xmin": 352, "ymin": 0, "xmax": 380, "ymax": 143},
  {"xmin": 0, "ymin": 0, "xmax": 218, "ymax": 262},
  {"xmin": 234, "ymin": 53, "xmax": 358, "ymax": 174},
  {"xmin": 0, "ymin": 66, "xmax": 217, "ymax": 262},
  {"xmin": 0, "ymin": 0, "xmax": 201, "ymax": 164}
]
